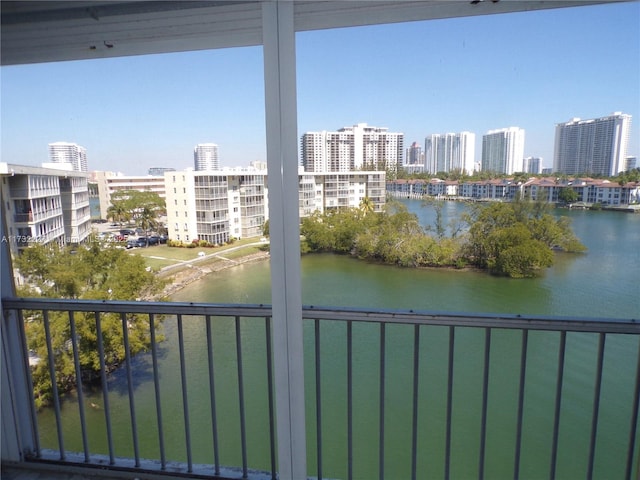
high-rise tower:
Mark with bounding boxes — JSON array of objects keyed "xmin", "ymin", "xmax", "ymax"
[
  {"xmin": 424, "ymin": 132, "xmax": 475, "ymax": 175},
  {"xmin": 553, "ymin": 113, "xmax": 631, "ymax": 176},
  {"xmin": 301, "ymin": 123, "xmax": 403, "ymax": 172},
  {"xmin": 48, "ymin": 142, "xmax": 88, "ymax": 172},
  {"xmin": 481, "ymin": 127, "xmax": 525, "ymax": 174},
  {"xmin": 194, "ymin": 143, "xmax": 220, "ymax": 171}
]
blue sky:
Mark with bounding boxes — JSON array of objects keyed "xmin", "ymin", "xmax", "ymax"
[{"xmin": 1, "ymin": 1, "xmax": 638, "ymax": 175}]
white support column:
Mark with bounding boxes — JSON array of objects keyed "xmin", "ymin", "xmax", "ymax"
[
  {"xmin": 1, "ymin": 185, "xmax": 36, "ymax": 462},
  {"xmin": 262, "ymin": 2, "xmax": 307, "ymax": 480}
]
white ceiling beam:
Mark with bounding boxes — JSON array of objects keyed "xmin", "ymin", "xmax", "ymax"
[{"xmin": 1, "ymin": 0, "xmax": 626, "ymax": 66}]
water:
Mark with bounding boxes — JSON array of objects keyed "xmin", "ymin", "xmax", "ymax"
[{"xmin": 37, "ymin": 201, "xmax": 640, "ymax": 479}]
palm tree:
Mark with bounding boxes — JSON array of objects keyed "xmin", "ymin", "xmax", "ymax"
[
  {"xmin": 107, "ymin": 202, "xmax": 129, "ymax": 225},
  {"xmin": 359, "ymin": 197, "xmax": 375, "ymax": 216}
]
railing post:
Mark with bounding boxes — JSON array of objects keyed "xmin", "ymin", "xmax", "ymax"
[
  {"xmin": 262, "ymin": 2, "xmax": 307, "ymax": 479},
  {"xmin": 1, "ymin": 184, "xmax": 37, "ymax": 462}
]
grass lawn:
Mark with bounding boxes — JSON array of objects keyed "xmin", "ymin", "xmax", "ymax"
[{"xmin": 132, "ymin": 238, "xmax": 268, "ymax": 270}]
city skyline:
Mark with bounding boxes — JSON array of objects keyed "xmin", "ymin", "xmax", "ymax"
[{"xmin": 1, "ymin": 2, "xmax": 638, "ymax": 176}]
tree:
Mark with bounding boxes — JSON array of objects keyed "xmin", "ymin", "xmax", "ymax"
[
  {"xmin": 558, "ymin": 187, "xmax": 578, "ymax": 204},
  {"xmin": 464, "ymin": 202, "xmax": 585, "ymax": 277},
  {"xmin": 106, "ymin": 201, "xmax": 130, "ymax": 225},
  {"xmin": 15, "ymin": 242, "xmax": 165, "ymax": 408},
  {"xmin": 109, "ymin": 190, "xmax": 166, "ymax": 234},
  {"xmin": 359, "ymin": 197, "xmax": 375, "ymax": 216}
]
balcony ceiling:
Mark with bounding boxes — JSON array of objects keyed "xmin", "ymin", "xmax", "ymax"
[{"xmin": 1, "ymin": 0, "xmax": 622, "ymax": 66}]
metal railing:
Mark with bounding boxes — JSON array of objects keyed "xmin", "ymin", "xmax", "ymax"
[{"xmin": 2, "ymin": 297, "xmax": 639, "ymax": 480}]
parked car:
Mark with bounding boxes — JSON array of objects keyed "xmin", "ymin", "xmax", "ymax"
[
  {"xmin": 120, "ymin": 229, "xmax": 136, "ymax": 237},
  {"xmin": 126, "ymin": 238, "xmax": 148, "ymax": 249},
  {"xmin": 147, "ymin": 236, "xmax": 160, "ymax": 246}
]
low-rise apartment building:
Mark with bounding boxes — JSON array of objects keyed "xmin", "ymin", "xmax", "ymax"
[
  {"xmin": 388, "ymin": 177, "xmax": 640, "ymax": 206},
  {"xmin": 92, "ymin": 171, "xmax": 167, "ymax": 220},
  {"xmin": 0, "ymin": 163, "xmax": 91, "ymax": 257}
]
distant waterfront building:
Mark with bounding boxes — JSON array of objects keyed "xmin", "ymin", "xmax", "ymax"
[
  {"xmin": 553, "ymin": 112, "xmax": 632, "ymax": 176},
  {"xmin": 406, "ymin": 142, "xmax": 423, "ymax": 165},
  {"xmin": 625, "ymin": 156, "xmax": 637, "ymax": 171},
  {"xmin": 301, "ymin": 123, "xmax": 403, "ymax": 173},
  {"xmin": 0, "ymin": 163, "xmax": 91, "ymax": 260},
  {"xmin": 48, "ymin": 142, "xmax": 88, "ymax": 172},
  {"xmin": 148, "ymin": 167, "xmax": 176, "ymax": 176},
  {"xmin": 481, "ymin": 127, "xmax": 525, "ymax": 174},
  {"xmin": 194, "ymin": 143, "xmax": 220, "ymax": 171},
  {"xmin": 387, "ymin": 176, "xmax": 640, "ymax": 206},
  {"xmin": 424, "ymin": 132, "xmax": 475, "ymax": 175},
  {"xmin": 523, "ymin": 157, "xmax": 542, "ymax": 174}
]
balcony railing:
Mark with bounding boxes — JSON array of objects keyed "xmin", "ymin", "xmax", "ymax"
[{"xmin": 2, "ymin": 297, "xmax": 639, "ymax": 480}]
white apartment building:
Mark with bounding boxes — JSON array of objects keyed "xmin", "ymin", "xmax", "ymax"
[
  {"xmin": 424, "ymin": 132, "xmax": 475, "ymax": 175},
  {"xmin": 553, "ymin": 113, "xmax": 632, "ymax": 176},
  {"xmin": 0, "ymin": 163, "xmax": 91, "ymax": 258},
  {"xmin": 48, "ymin": 142, "xmax": 88, "ymax": 172},
  {"xmin": 299, "ymin": 170, "xmax": 386, "ymax": 217},
  {"xmin": 481, "ymin": 127, "xmax": 525, "ymax": 174},
  {"xmin": 165, "ymin": 169, "xmax": 268, "ymax": 244},
  {"xmin": 92, "ymin": 171, "xmax": 167, "ymax": 220},
  {"xmin": 165, "ymin": 168, "xmax": 385, "ymax": 243},
  {"xmin": 194, "ymin": 143, "xmax": 220, "ymax": 171},
  {"xmin": 301, "ymin": 123, "xmax": 403, "ymax": 173}
]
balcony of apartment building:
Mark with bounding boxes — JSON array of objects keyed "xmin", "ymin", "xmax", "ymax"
[{"xmin": 2, "ymin": 2, "xmax": 639, "ymax": 480}]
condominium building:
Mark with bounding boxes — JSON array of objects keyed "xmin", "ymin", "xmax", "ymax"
[
  {"xmin": 424, "ymin": 132, "xmax": 476, "ymax": 175},
  {"xmin": 48, "ymin": 142, "xmax": 88, "ymax": 172},
  {"xmin": 165, "ymin": 168, "xmax": 386, "ymax": 243},
  {"xmin": 553, "ymin": 113, "xmax": 632, "ymax": 176},
  {"xmin": 165, "ymin": 169, "xmax": 268, "ymax": 244},
  {"xmin": 194, "ymin": 143, "xmax": 220, "ymax": 171},
  {"xmin": 299, "ymin": 170, "xmax": 386, "ymax": 218},
  {"xmin": 92, "ymin": 171, "xmax": 167, "ymax": 220},
  {"xmin": 0, "ymin": 163, "xmax": 91, "ymax": 258},
  {"xmin": 523, "ymin": 156, "xmax": 542, "ymax": 174},
  {"xmin": 481, "ymin": 127, "xmax": 525, "ymax": 174},
  {"xmin": 388, "ymin": 176, "xmax": 640, "ymax": 206},
  {"xmin": 301, "ymin": 123, "xmax": 403, "ymax": 173},
  {"xmin": 406, "ymin": 142, "xmax": 423, "ymax": 165}
]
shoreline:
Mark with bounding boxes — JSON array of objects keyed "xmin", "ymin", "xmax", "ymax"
[{"xmin": 155, "ymin": 250, "xmax": 271, "ymax": 299}]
